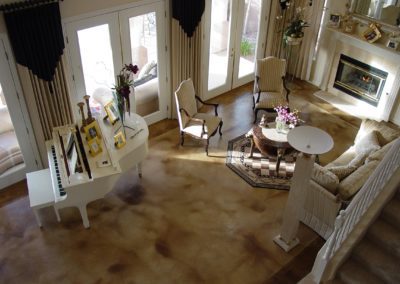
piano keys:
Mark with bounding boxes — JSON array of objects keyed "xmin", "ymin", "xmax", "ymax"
[{"xmin": 27, "ymin": 113, "xmax": 149, "ymax": 228}]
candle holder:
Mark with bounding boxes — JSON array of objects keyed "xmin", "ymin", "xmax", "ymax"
[
  {"xmin": 84, "ymin": 95, "xmax": 95, "ymax": 125},
  {"xmin": 77, "ymin": 102, "xmax": 87, "ymax": 132}
]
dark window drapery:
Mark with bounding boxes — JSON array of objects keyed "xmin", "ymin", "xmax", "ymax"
[
  {"xmin": 4, "ymin": 2, "xmax": 64, "ymax": 82},
  {"xmin": 172, "ymin": 0, "xmax": 205, "ymax": 38}
]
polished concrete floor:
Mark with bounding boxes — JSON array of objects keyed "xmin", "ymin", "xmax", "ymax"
[{"xmin": 0, "ymin": 81, "xmax": 361, "ymax": 283}]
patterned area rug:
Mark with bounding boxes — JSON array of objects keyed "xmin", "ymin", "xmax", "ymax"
[{"xmin": 226, "ymin": 134, "xmax": 296, "ymax": 190}]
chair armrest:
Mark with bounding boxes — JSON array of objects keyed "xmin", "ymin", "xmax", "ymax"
[
  {"xmin": 310, "ymin": 180, "xmax": 341, "ymax": 203},
  {"xmin": 255, "ymin": 76, "xmax": 261, "ymax": 103},
  {"xmin": 282, "ymin": 76, "xmax": 290, "ymax": 102},
  {"xmin": 179, "ymin": 108, "xmax": 206, "ymax": 135},
  {"xmin": 195, "ymin": 95, "xmax": 219, "ymax": 116}
]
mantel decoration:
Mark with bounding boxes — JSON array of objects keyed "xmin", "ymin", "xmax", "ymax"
[
  {"xmin": 112, "ymin": 63, "xmax": 139, "ymax": 131},
  {"xmin": 283, "ymin": 7, "xmax": 309, "ymax": 45},
  {"xmin": 363, "ymin": 22, "xmax": 382, "ymax": 43},
  {"xmin": 274, "ymin": 105, "xmax": 300, "ymax": 134}
]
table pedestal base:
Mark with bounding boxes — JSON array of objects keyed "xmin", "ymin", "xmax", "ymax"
[{"xmin": 273, "ymin": 235, "xmax": 300, "ymax": 252}]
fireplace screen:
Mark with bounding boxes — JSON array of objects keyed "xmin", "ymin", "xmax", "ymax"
[{"xmin": 334, "ymin": 54, "xmax": 388, "ymax": 106}]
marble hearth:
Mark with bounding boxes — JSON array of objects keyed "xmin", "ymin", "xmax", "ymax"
[{"xmin": 317, "ymin": 28, "xmax": 400, "ymax": 122}]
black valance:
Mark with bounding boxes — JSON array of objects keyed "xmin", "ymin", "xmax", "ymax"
[
  {"xmin": 172, "ymin": 0, "xmax": 205, "ymax": 37},
  {"xmin": 4, "ymin": 1, "xmax": 64, "ymax": 82}
]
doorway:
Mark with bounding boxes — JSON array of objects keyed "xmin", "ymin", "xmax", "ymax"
[
  {"xmin": 0, "ymin": 35, "xmax": 41, "ymax": 189},
  {"xmin": 203, "ymin": 0, "xmax": 270, "ymax": 100},
  {"xmin": 65, "ymin": 1, "xmax": 169, "ymax": 125}
]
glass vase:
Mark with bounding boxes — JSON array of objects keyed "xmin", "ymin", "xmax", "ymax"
[{"xmin": 275, "ymin": 117, "xmax": 289, "ymax": 134}]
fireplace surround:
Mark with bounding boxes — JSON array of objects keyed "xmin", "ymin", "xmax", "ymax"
[{"xmin": 333, "ymin": 54, "xmax": 388, "ymax": 107}]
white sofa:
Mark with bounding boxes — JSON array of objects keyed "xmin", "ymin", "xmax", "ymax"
[{"xmin": 300, "ymin": 119, "xmax": 400, "ymax": 239}]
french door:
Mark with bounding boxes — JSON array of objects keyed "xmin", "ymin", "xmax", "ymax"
[
  {"xmin": 204, "ymin": 0, "xmax": 270, "ymax": 99},
  {"xmin": 0, "ymin": 36, "xmax": 41, "ymax": 189},
  {"xmin": 65, "ymin": 1, "xmax": 168, "ymax": 125}
]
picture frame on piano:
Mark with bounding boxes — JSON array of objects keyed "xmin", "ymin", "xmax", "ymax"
[
  {"xmin": 87, "ymin": 137, "xmax": 102, "ymax": 157},
  {"xmin": 114, "ymin": 130, "xmax": 126, "ymax": 149},
  {"xmin": 84, "ymin": 120, "xmax": 102, "ymax": 141},
  {"xmin": 104, "ymin": 101, "xmax": 119, "ymax": 125}
]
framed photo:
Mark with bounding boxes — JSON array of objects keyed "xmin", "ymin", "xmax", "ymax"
[
  {"xmin": 363, "ymin": 23, "xmax": 381, "ymax": 43},
  {"xmin": 104, "ymin": 101, "xmax": 119, "ymax": 125},
  {"xmin": 84, "ymin": 120, "xmax": 102, "ymax": 141},
  {"xmin": 328, "ymin": 13, "xmax": 341, "ymax": 28},
  {"xmin": 114, "ymin": 130, "xmax": 126, "ymax": 149},
  {"xmin": 87, "ymin": 138, "xmax": 102, "ymax": 157}
]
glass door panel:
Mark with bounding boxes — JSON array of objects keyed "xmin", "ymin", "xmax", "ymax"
[
  {"xmin": 207, "ymin": 0, "xmax": 233, "ymax": 92},
  {"xmin": 237, "ymin": 0, "xmax": 261, "ymax": 79},
  {"xmin": 120, "ymin": 2, "xmax": 168, "ymax": 125},
  {"xmin": 77, "ymin": 24, "xmax": 115, "ymax": 100},
  {"xmin": 204, "ymin": 0, "xmax": 268, "ymax": 99},
  {"xmin": 128, "ymin": 12, "xmax": 160, "ymax": 117}
]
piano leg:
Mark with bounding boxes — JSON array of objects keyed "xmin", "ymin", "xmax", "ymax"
[
  {"xmin": 78, "ymin": 205, "xmax": 90, "ymax": 229},
  {"xmin": 54, "ymin": 207, "xmax": 61, "ymax": 222},
  {"xmin": 137, "ymin": 162, "xmax": 142, "ymax": 178},
  {"xmin": 33, "ymin": 209, "xmax": 42, "ymax": 228}
]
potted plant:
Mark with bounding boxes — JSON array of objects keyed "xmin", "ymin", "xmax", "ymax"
[
  {"xmin": 274, "ymin": 105, "xmax": 301, "ymax": 134},
  {"xmin": 283, "ymin": 7, "xmax": 309, "ymax": 45}
]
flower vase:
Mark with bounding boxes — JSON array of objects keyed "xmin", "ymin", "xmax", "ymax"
[{"xmin": 275, "ymin": 117, "xmax": 289, "ymax": 134}]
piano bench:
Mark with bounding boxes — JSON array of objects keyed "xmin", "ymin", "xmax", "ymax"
[{"xmin": 27, "ymin": 169, "xmax": 59, "ymax": 227}]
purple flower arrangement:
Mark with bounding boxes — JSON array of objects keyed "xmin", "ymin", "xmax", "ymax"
[
  {"xmin": 112, "ymin": 63, "xmax": 139, "ymax": 122},
  {"xmin": 274, "ymin": 105, "xmax": 300, "ymax": 128}
]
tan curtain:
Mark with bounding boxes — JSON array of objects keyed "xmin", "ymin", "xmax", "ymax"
[
  {"xmin": 171, "ymin": 18, "xmax": 203, "ymax": 117},
  {"xmin": 294, "ymin": 0, "xmax": 325, "ymax": 80},
  {"xmin": 268, "ymin": 0, "xmax": 325, "ymax": 80},
  {"xmin": 29, "ymin": 55, "xmax": 73, "ymax": 140}
]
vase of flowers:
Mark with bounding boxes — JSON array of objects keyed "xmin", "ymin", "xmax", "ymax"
[
  {"xmin": 112, "ymin": 63, "xmax": 139, "ymax": 124},
  {"xmin": 274, "ymin": 105, "xmax": 300, "ymax": 134},
  {"xmin": 283, "ymin": 7, "xmax": 309, "ymax": 46}
]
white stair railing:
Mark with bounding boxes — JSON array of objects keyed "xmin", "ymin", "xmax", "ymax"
[{"xmin": 306, "ymin": 138, "xmax": 400, "ymax": 283}]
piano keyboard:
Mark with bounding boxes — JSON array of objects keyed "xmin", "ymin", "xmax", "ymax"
[{"xmin": 49, "ymin": 144, "xmax": 66, "ymax": 199}]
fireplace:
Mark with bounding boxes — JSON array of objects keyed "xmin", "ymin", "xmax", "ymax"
[{"xmin": 333, "ymin": 54, "xmax": 388, "ymax": 106}]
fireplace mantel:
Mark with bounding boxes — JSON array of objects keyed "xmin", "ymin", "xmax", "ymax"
[{"xmin": 319, "ymin": 27, "xmax": 400, "ymax": 122}]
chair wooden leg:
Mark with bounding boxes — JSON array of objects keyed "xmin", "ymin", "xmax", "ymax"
[
  {"xmin": 205, "ymin": 139, "xmax": 209, "ymax": 156},
  {"xmin": 218, "ymin": 121, "xmax": 223, "ymax": 136},
  {"xmin": 252, "ymin": 96, "xmax": 255, "ymax": 110},
  {"xmin": 253, "ymin": 109, "xmax": 259, "ymax": 124},
  {"xmin": 180, "ymin": 131, "xmax": 185, "ymax": 146}
]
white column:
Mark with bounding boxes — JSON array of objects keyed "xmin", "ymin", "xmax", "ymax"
[{"xmin": 274, "ymin": 153, "xmax": 315, "ymax": 251}]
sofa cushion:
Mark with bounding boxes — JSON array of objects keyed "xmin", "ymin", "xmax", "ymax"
[
  {"xmin": 311, "ymin": 163, "xmax": 339, "ymax": 194},
  {"xmin": 338, "ymin": 160, "xmax": 380, "ymax": 200},
  {"xmin": 355, "ymin": 130, "xmax": 380, "ymax": 155},
  {"xmin": 355, "ymin": 119, "xmax": 400, "ymax": 146},
  {"xmin": 366, "ymin": 139, "xmax": 396, "ymax": 163},
  {"xmin": 327, "ymin": 165, "xmax": 357, "ymax": 181}
]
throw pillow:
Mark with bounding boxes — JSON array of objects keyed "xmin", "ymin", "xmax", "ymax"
[
  {"xmin": 327, "ymin": 165, "xmax": 357, "ymax": 181},
  {"xmin": 338, "ymin": 160, "xmax": 380, "ymax": 200},
  {"xmin": 355, "ymin": 119, "xmax": 400, "ymax": 146},
  {"xmin": 311, "ymin": 164, "xmax": 339, "ymax": 194},
  {"xmin": 355, "ymin": 130, "xmax": 380, "ymax": 156},
  {"xmin": 138, "ymin": 60, "xmax": 156, "ymax": 80},
  {"xmin": 366, "ymin": 139, "xmax": 396, "ymax": 163}
]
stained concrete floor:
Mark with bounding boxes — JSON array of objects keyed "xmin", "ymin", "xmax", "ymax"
[{"xmin": 0, "ymin": 81, "xmax": 361, "ymax": 283}]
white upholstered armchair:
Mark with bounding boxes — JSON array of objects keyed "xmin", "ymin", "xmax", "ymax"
[
  {"xmin": 253, "ymin": 56, "xmax": 290, "ymax": 123},
  {"xmin": 175, "ymin": 78, "xmax": 223, "ymax": 155}
]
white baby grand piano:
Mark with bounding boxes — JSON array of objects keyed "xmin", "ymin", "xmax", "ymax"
[{"xmin": 27, "ymin": 113, "xmax": 148, "ymax": 228}]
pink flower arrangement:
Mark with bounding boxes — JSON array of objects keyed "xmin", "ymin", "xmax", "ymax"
[{"xmin": 274, "ymin": 105, "xmax": 300, "ymax": 128}]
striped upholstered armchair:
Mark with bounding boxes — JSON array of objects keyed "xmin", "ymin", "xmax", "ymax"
[{"xmin": 253, "ymin": 57, "xmax": 290, "ymax": 123}]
